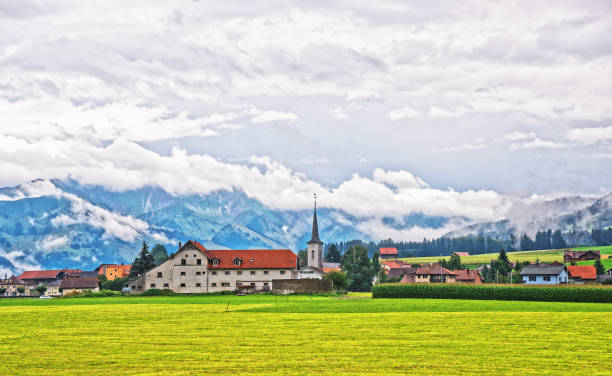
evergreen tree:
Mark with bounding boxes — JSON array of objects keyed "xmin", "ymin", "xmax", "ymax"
[
  {"xmin": 594, "ymin": 259, "xmax": 605, "ymax": 275},
  {"xmin": 324, "ymin": 244, "xmax": 342, "ymax": 263},
  {"xmin": 448, "ymin": 252, "xmax": 463, "ymax": 270},
  {"xmin": 496, "ymin": 248, "xmax": 511, "ymax": 275},
  {"xmin": 151, "ymin": 244, "xmax": 169, "ymax": 266},
  {"xmin": 551, "ymin": 230, "xmax": 566, "ymax": 249},
  {"xmin": 371, "ymin": 251, "xmax": 380, "ymax": 277},
  {"xmin": 130, "ymin": 241, "xmax": 154, "ymax": 277},
  {"xmin": 340, "ymin": 245, "xmax": 374, "ymax": 292},
  {"xmin": 297, "ymin": 249, "xmax": 308, "ymax": 268}
]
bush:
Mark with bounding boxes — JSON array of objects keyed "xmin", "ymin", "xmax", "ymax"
[
  {"xmin": 81, "ymin": 289, "xmax": 122, "ymax": 297},
  {"xmin": 372, "ymin": 284, "xmax": 612, "ymax": 303},
  {"xmin": 140, "ymin": 288, "xmax": 177, "ymax": 296}
]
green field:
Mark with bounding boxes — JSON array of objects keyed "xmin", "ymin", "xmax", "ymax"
[
  {"xmin": 1, "ymin": 294, "xmax": 612, "ymax": 375},
  {"xmin": 400, "ymin": 245, "xmax": 612, "ymax": 267}
]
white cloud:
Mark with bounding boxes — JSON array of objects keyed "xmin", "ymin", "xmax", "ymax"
[
  {"xmin": 0, "ymin": 250, "xmax": 41, "ymax": 273},
  {"xmin": 566, "ymin": 125, "xmax": 612, "ymax": 145},
  {"xmin": 37, "ymin": 235, "xmax": 70, "ymax": 251},
  {"xmin": 504, "ymin": 132, "xmax": 536, "ymax": 142},
  {"xmin": 250, "ymin": 110, "xmax": 298, "ymax": 124},
  {"xmin": 432, "ymin": 143, "xmax": 488, "ymax": 153},
  {"xmin": 373, "ymin": 168, "xmax": 429, "ymax": 189},
  {"xmin": 510, "ymin": 138, "xmax": 567, "ymax": 150},
  {"xmin": 346, "ymin": 90, "xmax": 380, "ymax": 101},
  {"xmin": 386, "ymin": 106, "xmax": 419, "ymax": 121}
]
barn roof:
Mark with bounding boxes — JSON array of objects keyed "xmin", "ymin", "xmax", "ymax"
[
  {"xmin": 567, "ymin": 265, "xmax": 597, "ymax": 280},
  {"xmin": 179, "ymin": 240, "xmax": 298, "ymax": 269},
  {"xmin": 60, "ymin": 277, "xmax": 99, "ymax": 289},
  {"xmin": 379, "ymin": 247, "xmax": 398, "ymax": 255}
]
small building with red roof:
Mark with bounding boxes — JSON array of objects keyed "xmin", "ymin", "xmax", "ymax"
[
  {"xmin": 96, "ymin": 264, "xmax": 132, "ymax": 281},
  {"xmin": 454, "ymin": 269, "xmax": 482, "ymax": 284},
  {"xmin": 567, "ymin": 265, "xmax": 597, "ymax": 283},
  {"xmin": 126, "ymin": 240, "xmax": 299, "ymax": 294},
  {"xmin": 18, "ymin": 269, "xmax": 82, "ymax": 285},
  {"xmin": 415, "ymin": 263, "xmax": 457, "ymax": 283},
  {"xmin": 379, "ymin": 247, "xmax": 399, "ymax": 259},
  {"xmin": 60, "ymin": 277, "xmax": 100, "ymax": 295}
]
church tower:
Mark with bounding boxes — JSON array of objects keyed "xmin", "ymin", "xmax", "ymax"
[{"xmin": 307, "ymin": 194, "xmax": 324, "ymax": 269}]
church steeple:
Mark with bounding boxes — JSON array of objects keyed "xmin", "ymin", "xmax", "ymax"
[
  {"xmin": 306, "ymin": 193, "xmax": 323, "ymax": 269},
  {"xmin": 308, "ymin": 194, "xmax": 322, "ymax": 244}
]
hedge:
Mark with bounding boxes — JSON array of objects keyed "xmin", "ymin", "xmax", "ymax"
[{"xmin": 372, "ymin": 283, "xmax": 612, "ymax": 303}]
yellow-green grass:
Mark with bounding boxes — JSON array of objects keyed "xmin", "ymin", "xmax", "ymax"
[
  {"xmin": 399, "ymin": 245, "xmax": 612, "ymax": 266},
  {"xmin": 1, "ymin": 295, "xmax": 612, "ymax": 375}
]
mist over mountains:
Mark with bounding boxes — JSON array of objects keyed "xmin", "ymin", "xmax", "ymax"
[{"xmin": 0, "ymin": 179, "xmax": 611, "ymax": 275}]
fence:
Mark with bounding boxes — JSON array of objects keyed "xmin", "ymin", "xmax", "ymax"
[{"xmin": 272, "ymin": 279, "xmax": 332, "ymax": 294}]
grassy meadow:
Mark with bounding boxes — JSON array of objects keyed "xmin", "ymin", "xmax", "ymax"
[
  {"xmin": 400, "ymin": 245, "xmax": 612, "ymax": 267},
  {"xmin": 1, "ymin": 294, "xmax": 612, "ymax": 375}
]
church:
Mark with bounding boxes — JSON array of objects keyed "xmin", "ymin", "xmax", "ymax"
[
  {"xmin": 299, "ymin": 195, "xmax": 341, "ymax": 279},
  {"xmin": 126, "ymin": 194, "xmax": 338, "ymax": 293}
]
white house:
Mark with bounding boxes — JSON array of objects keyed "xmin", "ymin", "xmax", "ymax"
[{"xmin": 520, "ymin": 263, "xmax": 568, "ymax": 284}]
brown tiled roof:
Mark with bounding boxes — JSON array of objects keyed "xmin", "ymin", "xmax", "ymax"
[
  {"xmin": 454, "ymin": 269, "xmax": 480, "ymax": 281},
  {"xmin": 60, "ymin": 277, "xmax": 99, "ymax": 290},
  {"xmin": 18, "ymin": 270, "xmax": 62, "ymax": 279},
  {"xmin": 416, "ymin": 264, "xmax": 456, "ymax": 276}
]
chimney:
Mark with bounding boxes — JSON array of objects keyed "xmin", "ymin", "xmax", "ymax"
[{"xmin": 179, "ymin": 241, "xmax": 182, "ymax": 250}]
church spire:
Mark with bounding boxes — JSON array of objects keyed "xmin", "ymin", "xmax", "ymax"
[{"xmin": 308, "ymin": 193, "xmax": 322, "ymax": 244}]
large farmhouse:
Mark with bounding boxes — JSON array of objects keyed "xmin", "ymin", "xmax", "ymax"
[{"xmin": 126, "ymin": 241, "xmax": 299, "ymax": 294}]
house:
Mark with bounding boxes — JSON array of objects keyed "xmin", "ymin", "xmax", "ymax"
[
  {"xmin": 520, "ymin": 263, "xmax": 568, "ymax": 284},
  {"xmin": 0, "ymin": 275, "xmax": 32, "ymax": 296},
  {"xmin": 567, "ymin": 265, "xmax": 597, "ymax": 283},
  {"xmin": 415, "ymin": 263, "xmax": 457, "ymax": 283},
  {"xmin": 96, "ymin": 264, "xmax": 131, "ymax": 281},
  {"xmin": 454, "ymin": 269, "xmax": 482, "ymax": 284},
  {"xmin": 60, "ymin": 278, "xmax": 99, "ymax": 295},
  {"xmin": 18, "ymin": 269, "xmax": 82, "ymax": 285},
  {"xmin": 379, "ymin": 247, "xmax": 399, "ymax": 259},
  {"xmin": 126, "ymin": 240, "xmax": 299, "ymax": 294},
  {"xmin": 563, "ymin": 250, "xmax": 601, "ymax": 263},
  {"xmin": 383, "ymin": 261, "xmax": 414, "ymax": 279},
  {"xmin": 399, "ymin": 268, "xmax": 418, "ymax": 283},
  {"xmin": 453, "ymin": 252, "xmax": 470, "ymax": 257},
  {"xmin": 299, "ymin": 266, "xmax": 326, "ymax": 279},
  {"xmin": 46, "ymin": 280, "xmax": 62, "ymax": 296}
]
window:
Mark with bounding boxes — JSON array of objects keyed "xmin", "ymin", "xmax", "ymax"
[
  {"xmin": 263, "ymin": 282, "xmax": 269, "ymax": 286},
  {"xmin": 193, "ymin": 254, "xmax": 196, "ymax": 257},
  {"xmin": 196, "ymin": 271, "xmax": 201, "ymax": 276},
  {"xmin": 181, "ymin": 259, "xmax": 186, "ymax": 265},
  {"xmin": 221, "ymin": 282, "xmax": 230, "ymax": 287},
  {"xmin": 196, "ymin": 283, "xmax": 201, "ymax": 287},
  {"xmin": 311, "ymin": 250, "xmax": 314, "ymax": 259},
  {"xmin": 250, "ymin": 271, "xmax": 256, "ymax": 275},
  {"xmin": 250, "ymin": 282, "xmax": 255, "ymax": 286},
  {"xmin": 197, "ymin": 259, "xmax": 202, "ymax": 265},
  {"xmin": 264, "ymin": 271, "xmax": 269, "ymax": 275},
  {"xmin": 237, "ymin": 271, "xmax": 242, "ymax": 275},
  {"xmin": 211, "ymin": 283, "xmax": 217, "ymax": 287},
  {"xmin": 180, "ymin": 271, "xmax": 186, "ymax": 276},
  {"xmin": 225, "ymin": 271, "xmax": 230, "ymax": 275},
  {"xmin": 150, "ymin": 283, "xmax": 156, "ymax": 288},
  {"xmin": 163, "ymin": 283, "xmax": 169, "ymax": 288},
  {"xmin": 212, "ymin": 271, "xmax": 217, "ymax": 275},
  {"xmin": 211, "ymin": 258, "xmax": 219, "ymax": 266},
  {"xmin": 529, "ymin": 276, "xmax": 536, "ymax": 281},
  {"xmin": 157, "ymin": 272, "xmax": 163, "ymax": 278},
  {"xmin": 180, "ymin": 283, "xmax": 185, "ymax": 287},
  {"xmin": 234, "ymin": 257, "xmax": 242, "ymax": 266},
  {"xmin": 280, "ymin": 270, "xmax": 285, "ymax": 275},
  {"xmin": 543, "ymin": 276, "xmax": 551, "ymax": 281}
]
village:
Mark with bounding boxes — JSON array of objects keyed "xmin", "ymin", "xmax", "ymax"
[{"xmin": 2, "ymin": 204, "xmax": 611, "ymax": 298}]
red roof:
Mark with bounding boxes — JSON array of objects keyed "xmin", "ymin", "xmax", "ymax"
[
  {"xmin": 454, "ymin": 269, "xmax": 481, "ymax": 281},
  {"xmin": 18, "ymin": 270, "xmax": 62, "ymax": 280},
  {"xmin": 416, "ymin": 264, "xmax": 456, "ymax": 276},
  {"xmin": 567, "ymin": 265, "xmax": 597, "ymax": 280},
  {"xmin": 182, "ymin": 240, "xmax": 297, "ymax": 269},
  {"xmin": 380, "ymin": 247, "xmax": 398, "ymax": 255},
  {"xmin": 60, "ymin": 277, "xmax": 99, "ymax": 289},
  {"xmin": 18, "ymin": 269, "xmax": 82, "ymax": 280},
  {"xmin": 384, "ymin": 261, "xmax": 410, "ymax": 269}
]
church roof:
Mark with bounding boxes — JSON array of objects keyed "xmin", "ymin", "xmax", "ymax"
[{"xmin": 308, "ymin": 203, "xmax": 322, "ymax": 244}]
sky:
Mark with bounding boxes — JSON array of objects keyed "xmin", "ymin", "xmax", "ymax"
[{"xmin": 1, "ymin": 0, "xmax": 611, "ymax": 236}]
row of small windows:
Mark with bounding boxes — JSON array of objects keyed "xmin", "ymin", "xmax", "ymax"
[
  {"xmin": 153, "ymin": 282, "xmax": 270, "ymax": 288},
  {"xmin": 179, "ymin": 255, "xmax": 256, "ymax": 267},
  {"xmin": 157, "ymin": 270, "xmax": 284, "ymax": 278}
]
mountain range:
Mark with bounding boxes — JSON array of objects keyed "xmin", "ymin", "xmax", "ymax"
[{"xmin": 0, "ymin": 179, "xmax": 611, "ymax": 275}]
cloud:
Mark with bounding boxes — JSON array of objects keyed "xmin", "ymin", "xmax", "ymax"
[
  {"xmin": 37, "ymin": 235, "xmax": 70, "ymax": 251},
  {"xmin": 432, "ymin": 142, "xmax": 488, "ymax": 153},
  {"xmin": 0, "ymin": 250, "xmax": 41, "ymax": 273},
  {"xmin": 386, "ymin": 106, "xmax": 419, "ymax": 121},
  {"xmin": 504, "ymin": 132, "xmax": 536, "ymax": 142},
  {"xmin": 250, "ymin": 110, "xmax": 299, "ymax": 124},
  {"xmin": 566, "ymin": 125, "xmax": 612, "ymax": 145},
  {"xmin": 373, "ymin": 168, "xmax": 429, "ymax": 189},
  {"xmin": 510, "ymin": 138, "xmax": 567, "ymax": 150}
]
